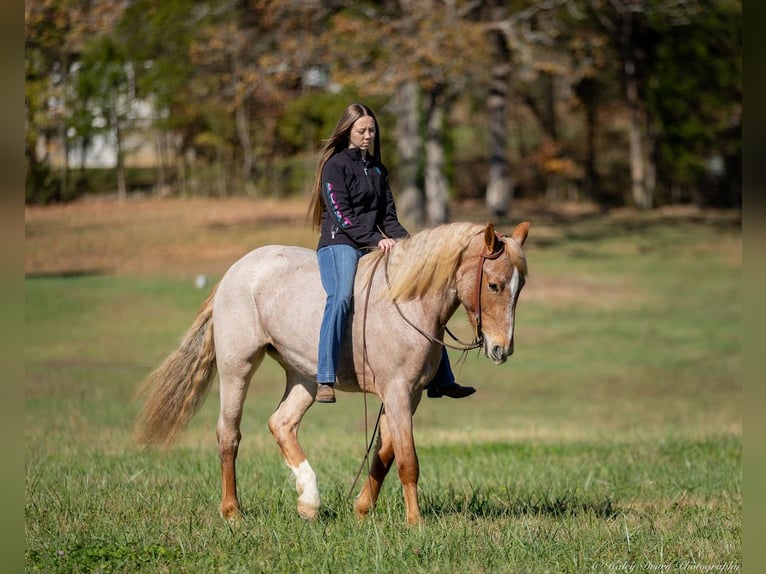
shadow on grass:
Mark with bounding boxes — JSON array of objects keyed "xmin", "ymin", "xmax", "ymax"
[
  {"xmin": 25, "ymin": 268, "xmax": 113, "ymax": 279},
  {"xmin": 528, "ymin": 206, "xmax": 741, "ymax": 251},
  {"xmin": 420, "ymin": 488, "xmax": 619, "ymax": 521},
  {"xmin": 235, "ymin": 488, "xmax": 618, "ymax": 525}
]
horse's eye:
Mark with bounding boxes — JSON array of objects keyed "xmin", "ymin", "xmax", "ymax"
[{"xmin": 488, "ymin": 283, "xmax": 500, "ymax": 293}]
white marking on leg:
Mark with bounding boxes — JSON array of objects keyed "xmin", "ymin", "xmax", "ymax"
[{"xmin": 290, "ymin": 460, "xmax": 320, "ymax": 513}]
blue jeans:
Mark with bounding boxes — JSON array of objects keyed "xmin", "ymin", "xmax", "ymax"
[
  {"xmin": 317, "ymin": 245, "xmax": 364, "ymax": 383},
  {"xmin": 316, "ymin": 244, "xmax": 456, "ymax": 388}
]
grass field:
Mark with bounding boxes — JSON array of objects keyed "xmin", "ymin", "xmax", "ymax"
[{"xmin": 25, "ymin": 197, "xmax": 741, "ymax": 573}]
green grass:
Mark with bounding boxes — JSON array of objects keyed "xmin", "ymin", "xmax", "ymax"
[
  {"xmin": 25, "ymin": 208, "xmax": 741, "ymax": 572},
  {"xmin": 25, "ymin": 439, "xmax": 740, "ymax": 573}
]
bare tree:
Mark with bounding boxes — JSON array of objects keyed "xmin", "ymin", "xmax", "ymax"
[
  {"xmin": 483, "ymin": 1, "xmax": 513, "ymax": 219},
  {"xmin": 486, "ymin": 0, "xmax": 574, "ymax": 209},
  {"xmin": 395, "ymin": 81, "xmax": 425, "ymax": 226},
  {"xmin": 322, "ymin": 0, "xmax": 487, "ymax": 223},
  {"xmin": 424, "ymin": 85, "xmax": 450, "ymax": 224}
]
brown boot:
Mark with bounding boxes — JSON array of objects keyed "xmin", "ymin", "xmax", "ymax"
[
  {"xmin": 315, "ymin": 383, "xmax": 336, "ymax": 403},
  {"xmin": 426, "ymin": 382, "xmax": 476, "ymax": 399}
]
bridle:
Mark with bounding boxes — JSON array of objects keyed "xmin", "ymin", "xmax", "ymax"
[
  {"xmin": 388, "ymin": 231, "xmax": 508, "ymax": 352},
  {"xmin": 471, "ymin": 232, "xmax": 507, "ymax": 348}
]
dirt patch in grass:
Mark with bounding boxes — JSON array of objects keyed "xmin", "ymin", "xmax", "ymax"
[{"xmin": 25, "ymin": 196, "xmax": 313, "ymax": 278}]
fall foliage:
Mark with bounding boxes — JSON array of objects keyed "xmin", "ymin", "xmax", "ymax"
[{"xmin": 25, "ymin": 0, "xmax": 741, "ymax": 215}]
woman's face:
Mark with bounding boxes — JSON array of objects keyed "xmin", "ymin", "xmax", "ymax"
[{"xmin": 348, "ymin": 116, "xmax": 376, "ymax": 152}]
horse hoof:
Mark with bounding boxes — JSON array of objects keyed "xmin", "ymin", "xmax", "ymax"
[
  {"xmin": 406, "ymin": 513, "xmax": 423, "ymax": 526},
  {"xmin": 219, "ymin": 503, "xmax": 242, "ymax": 522},
  {"xmin": 297, "ymin": 501, "xmax": 319, "ymax": 520},
  {"xmin": 354, "ymin": 500, "xmax": 372, "ymax": 519}
]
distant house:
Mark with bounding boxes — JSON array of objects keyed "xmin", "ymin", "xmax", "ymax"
[{"xmin": 41, "ymin": 91, "xmax": 163, "ymax": 171}]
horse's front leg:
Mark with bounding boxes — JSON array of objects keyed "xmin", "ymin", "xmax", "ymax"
[
  {"xmin": 355, "ymin": 413, "xmax": 394, "ymax": 519},
  {"xmin": 382, "ymin": 388, "xmax": 424, "ymax": 525}
]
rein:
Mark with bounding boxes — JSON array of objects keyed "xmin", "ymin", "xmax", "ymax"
[
  {"xmin": 347, "ymin": 253, "xmax": 385, "ymax": 501},
  {"xmin": 385, "ymin": 255, "xmax": 481, "ymax": 352},
  {"xmin": 388, "ymin": 232, "xmax": 507, "ymax": 352},
  {"xmin": 347, "ymin": 232, "xmax": 507, "ymax": 499}
]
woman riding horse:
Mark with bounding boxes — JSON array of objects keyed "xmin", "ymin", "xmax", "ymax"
[{"xmin": 308, "ymin": 102, "xmax": 475, "ymax": 403}]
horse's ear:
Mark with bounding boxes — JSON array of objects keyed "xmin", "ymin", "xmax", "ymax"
[
  {"xmin": 510, "ymin": 221, "xmax": 530, "ymax": 247},
  {"xmin": 484, "ymin": 223, "xmax": 497, "ymax": 251}
]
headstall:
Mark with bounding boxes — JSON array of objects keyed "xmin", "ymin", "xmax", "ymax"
[
  {"xmin": 384, "ymin": 231, "xmax": 508, "ymax": 352},
  {"xmin": 472, "ymin": 232, "xmax": 507, "ymax": 347}
]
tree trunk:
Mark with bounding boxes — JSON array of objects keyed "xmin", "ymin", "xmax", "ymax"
[
  {"xmin": 541, "ymin": 71, "xmax": 558, "ymax": 142},
  {"xmin": 521, "ymin": 71, "xmax": 558, "ymax": 141},
  {"xmin": 424, "ymin": 86, "xmax": 449, "ymax": 225},
  {"xmin": 626, "ymin": 91, "xmax": 649, "ymax": 208},
  {"xmin": 58, "ymin": 54, "xmax": 70, "ymax": 202},
  {"xmin": 59, "ymin": 120, "xmax": 70, "ymax": 201},
  {"xmin": 154, "ymin": 130, "xmax": 167, "ymax": 196},
  {"xmin": 644, "ymin": 112, "xmax": 657, "ymax": 207},
  {"xmin": 216, "ymin": 143, "xmax": 227, "ymax": 198},
  {"xmin": 622, "ymin": 8, "xmax": 651, "ymax": 209},
  {"xmin": 235, "ymin": 95, "xmax": 255, "ymax": 191},
  {"xmin": 485, "ymin": 25, "xmax": 512, "ymax": 220},
  {"xmin": 395, "ymin": 81, "xmax": 425, "ymax": 226},
  {"xmin": 115, "ymin": 122, "xmax": 127, "ymax": 202},
  {"xmin": 176, "ymin": 135, "xmax": 189, "ymax": 198},
  {"xmin": 574, "ymin": 77, "xmax": 600, "ymax": 201}
]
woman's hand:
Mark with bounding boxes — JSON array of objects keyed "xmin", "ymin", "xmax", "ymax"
[{"xmin": 377, "ymin": 238, "xmax": 397, "ymax": 253}]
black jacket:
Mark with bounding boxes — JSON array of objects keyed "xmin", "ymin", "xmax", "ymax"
[{"xmin": 317, "ymin": 147, "xmax": 409, "ymax": 250}]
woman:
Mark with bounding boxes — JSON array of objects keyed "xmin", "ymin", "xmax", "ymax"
[{"xmin": 309, "ymin": 102, "xmax": 475, "ymax": 403}]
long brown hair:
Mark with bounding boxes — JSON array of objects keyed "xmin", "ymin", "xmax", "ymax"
[{"xmin": 309, "ymin": 103, "xmax": 382, "ymax": 231}]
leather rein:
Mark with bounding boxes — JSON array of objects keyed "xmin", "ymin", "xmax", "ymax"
[{"xmin": 388, "ymin": 231, "xmax": 508, "ymax": 352}]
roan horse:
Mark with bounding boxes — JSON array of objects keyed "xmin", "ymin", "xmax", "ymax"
[{"xmin": 136, "ymin": 221, "xmax": 529, "ymax": 525}]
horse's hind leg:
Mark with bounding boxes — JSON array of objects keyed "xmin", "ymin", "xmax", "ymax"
[
  {"xmin": 217, "ymin": 348, "xmax": 264, "ymax": 521},
  {"xmin": 354, "ymin": 413, "xmax": 395, "ymax": 519},
  {"xmin": 268, "ymin": 370, "xmax": 320, "ymax": 520}
]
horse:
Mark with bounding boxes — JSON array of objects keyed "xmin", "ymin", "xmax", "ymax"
[{"xmin": 135, "ymin": 221, "xmax": 529, "ymax": 525}]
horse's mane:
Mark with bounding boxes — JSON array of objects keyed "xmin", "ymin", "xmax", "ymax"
[{"xmin": 360, "ymin": 222, "xmax": 527, "ymax": 301}]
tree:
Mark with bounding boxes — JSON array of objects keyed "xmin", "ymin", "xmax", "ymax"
[
  {"xmin": 25, "ymin": 0, "xmax": 740, "ymax": 209},
  {"xmin": 74, "ymin": 35, "xmax": 134, "ymax": 200},
  {"xmin": 394, "ymin": 82, "xmax": 425, "ymax": 226},
  {"xmin": 323, "ymin": 0, "xmax": 489, "ymax": 224},
  {"xmin": 646, "ymin": 0, "xmax": 741, "ymax": 206},
  {"xmin": 25, "ymin": 0, "xmax": 83, "ymax": 202},
  {"xmin": 581, "ymin": 0, "xmax": 689, "ymax": 208},
  {"xmin": 26, "ymin": 0, "xmax": 129, "ymax": 202},
  {"xmin": 484, "ymin": 1, "xmax": 514, "ymax": 220},
  {"xmin": 118, "ymin": 0, "xmax": 200, "ymax": 197},
  {"xmin": 487, "ymin": 0, "xmax": 589, "ymax": 208}
]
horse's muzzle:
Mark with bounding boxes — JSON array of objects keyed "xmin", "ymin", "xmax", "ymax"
[{"xmin": 486, "ymin": 340, "xmax": 513, "ymax": 364}]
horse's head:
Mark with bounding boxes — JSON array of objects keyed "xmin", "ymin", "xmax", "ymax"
[{"xmin": 458, "ymin": 222, "xmax": 529, "ymax": 364}]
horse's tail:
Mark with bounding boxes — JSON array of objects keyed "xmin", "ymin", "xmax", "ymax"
[{"xmin": 135, "ymin": 283, "xmax": 219, "ymax": 447}]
